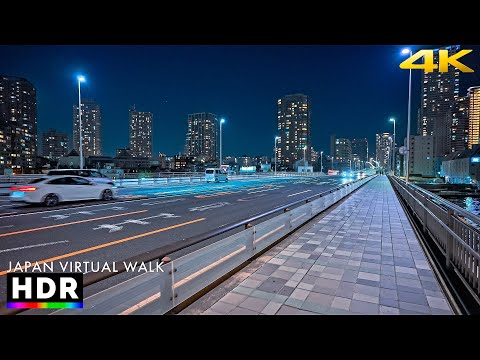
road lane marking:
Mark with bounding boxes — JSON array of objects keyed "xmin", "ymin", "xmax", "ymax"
[
  {"xmin": 0, "ymin": 200, "xmax": 143, "ymax": 218},
  {"xmin": 142, "ymin": 198, "xmax": 185, "ymax": 205},
  {"xmin": 0, "ymin": 177, "xmax": 336, "ymax": 218},
  {"xmin": 93, "ymin": 213, "xmax": 180, "ymax": 232},
  {"xmin": 119, "ymin": 292, "xmax": 161, "ymax": 315},
  {"xmin": 0, "ymin": 240, "xmax": 69, "ymax": 253},
  {"xmin": 247, "ymin": 187, "xmax": 281, "ymax": 194},
  {"xmin": 0, "ymin": 210, "xmax": 148, "ymax": 238},
  {"xmin": 0, "ymin": 217, "xmax": 206, "ymax": 276},
  {"xmin": 287, "ymin": 190, "xmax": 312, "ymax": 197},
  {"xmin": 0, "ymin": 225, "xmax": 13, "ymax": 229},
  {"xmin": 0, "ymin": 212, "xmax": 17, "ymax": 216},
  {"xmin": 195, "ymin": 191, "xmax": 241, "ymax": 199},
  {"xmin": 92, "ymin": 224, "xmax": 124, "ymax": 232},
  {"xmin": 42, "ymin": 206, "xmax": 126, "ymax": 220},
  {"xmin": 237, "ymin": 193, "xmax": 267, "ymax": 202},
  {"xmin": 189, "ymin": 202, "xmax": 230, "ymax": 212}
]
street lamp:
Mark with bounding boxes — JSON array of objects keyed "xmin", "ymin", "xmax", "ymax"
[
  {"xmin": 77, "ymin": 75, "xmax": 86, "ymax": 169},
  {"xmin": 274, "ymin": 136, "xmax": 280, "ymax": 175},
  {"xmin": 219, "ymin": 118, "xmax": 225, "ymax": 167},
  {"xmin": 320, "ymin": 151, "xmax": 323, "ymax": 173},
  {"xmin": 402, "ymin": 48, "xmax": 413, "ymax": 183},
  {"xmin": 390, "ymin": 118, "xmax": 396, "ymax": 175}
]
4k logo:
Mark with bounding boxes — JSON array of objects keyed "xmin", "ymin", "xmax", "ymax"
[{"xmin": 400, "ymin": 49, "xmax": 474, "ymax": 73}]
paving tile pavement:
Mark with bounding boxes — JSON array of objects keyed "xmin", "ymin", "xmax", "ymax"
[{"xmin": 201, "ymin": 176, "xmax": 453, "ymax": 315}]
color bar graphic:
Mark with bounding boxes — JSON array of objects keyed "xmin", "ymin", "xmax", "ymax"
[{"xmin": 7, "ymin": 302, "xmax": 83, "ymax": 309}]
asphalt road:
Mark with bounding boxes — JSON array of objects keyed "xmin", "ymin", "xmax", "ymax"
[{"xmin": 0, "ymin": 174, "xmax": 354, "ymax": 301}]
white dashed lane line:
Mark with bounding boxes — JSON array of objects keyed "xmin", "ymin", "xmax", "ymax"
[
  {"xmin": 0, "ymin": 240, "xmax": 69, "ymax": 253},
  {"xmin": 287, "ymin": 190, "xmax": 312, "ymax": 197}
]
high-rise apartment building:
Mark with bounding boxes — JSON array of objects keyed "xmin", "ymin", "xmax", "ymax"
[
  {"xmin": 409, "ymin": 135, "xmax": 435, "ymax": 177},
  {"xmin": 449, "ymin": 96, "xmax": 469, "ymax": 153},
  {"xmin": 334, "ymin": 138, "xmax": 352, "ymax": 161},
  {"xmin": 277, "ymin": 94, "xmax": 311, "ymax": 169},
  {"xmin": 351, "ymin": 138, "xmax": 368, "ymax": 162},
  {"xmin": 129, "ymin": 108, "xmax": 152, "ymax": 158},
  {"xmin": 185, "ymin": 112, "xmax": 218, "ymax": 162},
  {"xmin": 73, "ymin": 98, "xmax": 102, "ymax": 157},
  {"xmin": 0, "ymin": 76, "xmax": 37, "ymax": 173},
  {"xmin": 468, "ymin": 86, "xmax": 480, "ymax": 149},
  {"xmin": 42, "ymin": 129, "xmax": 68, "ymax": 160},
  {"xmin": 419, "ymin": 45, "xmax": 460, "ymax": 172},
  {"xmin": 376, "ymin": 133, "xmax": 393, "ymax": 170}
]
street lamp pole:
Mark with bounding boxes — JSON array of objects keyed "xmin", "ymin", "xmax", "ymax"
[
  {"xmin": 390, "ymin": 118, "xmax": 396, "ymax": 175},
  {"xmin": 320, "ymin": 151, "xmax": 323, "ymax": 173},
  {"xmin": 274, "ymin": 136, "xmax": 280, "ymax": 175},
  {"xmin": 220, "ymin": 118, "xmax": 225, "ymax": 167},
  {"xmin": 77, "ymin": 75, "xmax": 86, "ymax": 169},
  {"xmin": 402, "ymin": 48, "xmax": 413, "ymax": 183}
]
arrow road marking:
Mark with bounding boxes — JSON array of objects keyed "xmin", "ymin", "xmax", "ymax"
[
  {"xmin": 93, "ymin": 213, "xmax": 180, "ymax": 232},
  {"xmin": 189, "ymin": 202, "xmax": 230, "ymax": 212},
  {"xmin": 93, "ymin": 224, "xmax": 124, "ymax": 233},
  {"xmin": 43, "ymin": 206, "xmax": 126, "ymax": 220},
  {"xmin": 124, "ymin": 219, "xmax": 150, "ymax": 225}
]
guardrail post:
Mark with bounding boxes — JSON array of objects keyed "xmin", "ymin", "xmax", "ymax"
[
  {"xmin": 284, "ymin": 208, "xmax": 293, "ymax": 230},
  {"xmin": 154, "ymin": 257, "xmax": 174, "ymax": 313},
  {"xmin": 244, "ymin": 223, "xmax": 256, "ymax": 254},
  {"xmin": 306, "ymin": 199, "xmax": 313, "ymax": 217},
  {"xmin": 446, "ymin": 209, "xmax": 455, "ymax": 269},
  {"xmin": 422, "ymin": 195, "xmax": 428, "ymax": 232}
]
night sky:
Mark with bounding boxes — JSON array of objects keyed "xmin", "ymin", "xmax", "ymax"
[{"xmin": 1, "ymin": 45, "xmax": 479, "ymax": 158}]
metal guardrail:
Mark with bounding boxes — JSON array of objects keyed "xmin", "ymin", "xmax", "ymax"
[
  {"xmin": 49, "ymin": 174, "xmax": 375, "ymax": 315},
  {"xmin": 389, "ymin": 176, "xmax": 480, "ymax": 299},
  {"xmin": 0, "ymin": 172, "xmax": 330, "ymax": 189}
]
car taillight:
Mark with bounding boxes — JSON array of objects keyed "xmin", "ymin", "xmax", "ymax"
[{"xmin": 10, "ymin": 186, "xmax": 38, "ymax": 192}]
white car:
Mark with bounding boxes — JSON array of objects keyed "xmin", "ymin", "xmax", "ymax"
[
  {"xmin": 47, "ymin": 169, "xmax": 114, "ymax": 185},
  {"xmin": 9, "ymin": 175, "xmax": 116, "ymax": 207}
]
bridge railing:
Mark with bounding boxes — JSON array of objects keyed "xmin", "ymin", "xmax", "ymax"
[
  {"xmin": 34, "ymin": 174, "xmax": 375, "ymax": 315},
  {"xmin": 0, "ymin": 172, "xmax": 330, "ymax": 191},
  {"xmin": 389, "ymin": 176, "xmax": 480, "ymax": 298}
]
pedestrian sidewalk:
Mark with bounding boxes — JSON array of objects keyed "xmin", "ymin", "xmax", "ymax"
[{"xmin": 188, "ymin": 175, "xmax": 453, "ymax": 315}]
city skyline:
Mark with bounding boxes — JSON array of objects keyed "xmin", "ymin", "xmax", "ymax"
[{"xmin": 1, "ymin": 45, "xmax": 479, "ymax": 159}]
